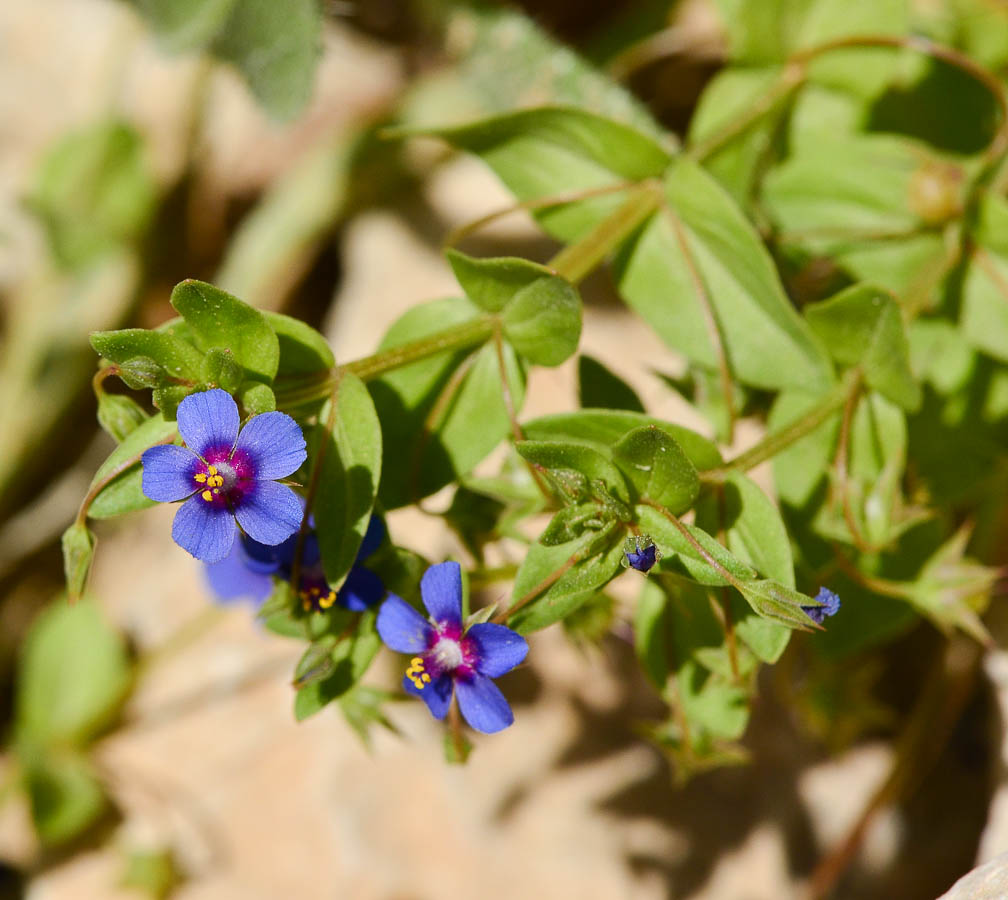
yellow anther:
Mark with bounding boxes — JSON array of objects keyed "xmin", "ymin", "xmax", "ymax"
[
  {"xmin": 301, "ymin": 596, "xmax": 311, "ymax": 612},
  {"xmin": 201, "ymin": 489, "xmax": 213, "ymax": 502},
  {"xmin": 310, "ymin": 586, "xmax": 321, "ymax": 597},
  {"xmin": 207, "ymin": 465, "xmax": 218, "ymax": 475},
  {"xmin": 319, "ymin": 591, "xmax": 337, "ymax": 609},
  {"xmin": 194, "ymin": 473, "xmax": 207, "ymax": 483},
  {"xmin": 405, "ymin": 657, "xmax": 429, "ymax": 689}
]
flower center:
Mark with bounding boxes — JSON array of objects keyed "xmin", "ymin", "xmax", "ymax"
[
  {"xmin": 431, "ymin": 637, "xmax": 464, "ymax": 671},
  {"xmin": 194, "ymin": 460, "xmax": 237, "ymax": 503}
]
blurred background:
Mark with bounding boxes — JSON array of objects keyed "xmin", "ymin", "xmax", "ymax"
[{"xmin": 1, "ymin": 0, "xmax": 1006, "ymax": 898}]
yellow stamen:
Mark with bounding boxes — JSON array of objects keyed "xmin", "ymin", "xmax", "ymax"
[
  {"xmin": 406, "ymin": 657, "xmax": 429, "ymax": 690},
  {"xmin": 201, "ymin": 489, "xmax": 213, "ymax": 502},
  {"xmin": 318, "ymin": 591, "xmax": 337, "ymax": 609},
  {"xmin": 207, "ymin": 465, "xmax": 218, "ymax": 475},
  {"xmin": 194, "ymin": 472, "xmax": 207, "ymax": 484}
]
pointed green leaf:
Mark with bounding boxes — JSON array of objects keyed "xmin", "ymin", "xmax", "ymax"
[
  {"xmin": 413, "ymin": 106, "xmax": 672, "ymax": 242},
  {"xmin": 313, "ymin": 373, "xmax": 382, "ymax": 589},
  {"xmin": 613, "ymin": 425, "xmax": 699, "ymax": 514},
  {"xmin": 61, "ymin": 523, "xmax": 96, "ymax": 602},
  {"xmin": 516, "ymin": 439, "xmax": 630, "ymax": 504},
  {"xmin": 805, "ymin": 283, "xmax": 921, "ymax": 410},
  {"xmin": 170, "ymin": 279, "xmax": 279, "ymax": 383},
  {"xmin": 211, "ymin": 0, "xmax": 322, "ymax": 121},
  {"xmin": 508, "ymin": 527, "xmax": 625, "ymax": 633},
  {"xmin": 90, "ymin": 329, "xmax": 203, "ymax": 382},
  {"xmin": 613, "ymin": 157, "xmax": 833, "ymax": 391},
  {"xmin": 23, "ymin": 751, "xmax": 107, "ymax": 847},
  {"xmin": 16, "ymin": 602, "xmax": 133, "ymax": 746}
]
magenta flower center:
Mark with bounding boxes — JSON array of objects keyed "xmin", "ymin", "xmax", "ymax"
[
  {"xmin": 405, "ymin": 625, "xmax": 477, "ymax": 689},
  {"xmin": 192, "ymin": 447, "xmax": 257, "ymax": 507}
]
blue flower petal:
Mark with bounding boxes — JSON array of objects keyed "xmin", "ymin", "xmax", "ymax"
[
  {"xmin": 204, "ymin": 540, "xmax": 273, "ymax": 604},
  {"xmin": 240, "ymin": 535, "xmax": 290, "ymax": 574},
  {"xmin": 803, "ymin": 587, "xmax": 841, "ymax": 625},
  {"xmin": 420, "ymin": 561, "xmax": 463, "ymax": 628},
  {"xmin": 338, "ymin": 565, "xmax": 384, "ymax": 611},
  {"xmin": 172, "ymin": 494, "xmax": 236, "ymax": 563},
  {"xmin": 357, "ymin": 516, "xmax": 384, "ymax": 561},
  {"xmin": 466, "ymin": 623, "xmax": 529, "ymax": 678},
  {"xmin": 176, "ymin": 389, "xmax": 240, "ymax": 459},
  {"xmin": 141, "ymin": 444, "xmax": 199, "ymax": 502},
  {"xmin": 404, "ymin": 672, "xmax": 453, "ymax": 720},
  {"xmin": 455, "ymin": 672, "xmax": 514, "ymax": 733},
  {"xmin": 377, "ymin": 594, "xmax": 434, "ymax": 653},
  {"xmin": 233, "ymin": 481, "xmax": 302, "ymax": 546},
  {"xmin": 232, "ymin": 411, "xmax": 307, "ymax": 480}
]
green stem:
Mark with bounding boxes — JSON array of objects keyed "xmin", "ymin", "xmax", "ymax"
[
  {"xmin": 547, "ymin": 182, "xmax": 664, "ymax": 283},
  {"xmin": 703, "ymin": 369, "xmax": 860, "ymax": 480}
]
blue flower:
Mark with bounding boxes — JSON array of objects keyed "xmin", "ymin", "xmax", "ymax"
[
  {"xmin": 802, "ymin": 587, "xmax": 841, "ymax": 625},
  {"xmin": 376, "ymin": 561, "xmax": 528, "ymax": 734},
  {"xmin": 623, "ymin": 534, "xmax": 660, "ymax": 573},
  {"xmin": 204, "ymin": 515, "xmax": 386, "ymax": 612},
  {"xmin": 141, "ymin": 389, "xmax": 306, "ymax": 563}
]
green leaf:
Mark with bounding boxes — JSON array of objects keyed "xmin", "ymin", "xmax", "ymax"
[
  {"xmin": 339, "ymin": 686, "xmax": 400, "ymax": 750},
  {"xmin": 211, "ymin": 0, "xmax": 322, "ymax": 121},
  {"xmin": 769, "ymin": 388, "xmax": 842, "ymax": 507},
  {"xmin": 294, "ymin": 610, "xmax": 382, "ymax": 721},
  {"xmin": 28, "ymin": 120, "xmax": 157, "ymax": 269},
  {"xmin": 687, "ymin": 66, "xmax": 785, "ymax": 205},
  {"xmin": 523, "ymin": 410, "xmax": 723, "ymax": 472},
  {"xmin": 635, "ymin": 578, "xmax": 672, "ymax": 687},
  {"xmin": 695, "ymin": 472, "xmax": 795, "ymax": 661},
  {"xmin": 312, "ymin": 373, "xmax": 382, "ymax": 588},
  {"xmin": 634, "ymin": 503, "xmax": 758, "ymax": 586},
  {"xmin": 908, "ymin": 319, "xmax": 975, "ymax": 395},
  {"xmin": 115, "ymin": 356, "xmax": 164, "ymax": 389},
  {"xmin": 445, "ymin": 250, "xmax": 554, "ymax": 313},
  {"xmin": 370, "ymin": 298, "xmax": 521, "ymax": 508},
  {"xmin": 815, "ymin": 391, "xmax": 912, "ymax": 548},
  {"xmin": 170, "ymin": 280, "xmax": 279, "ymax": 384},
  {"xmin": 445, "ymin": 249, "xmax": 582, "ymax": 365},
  {"xmin": 86, "ymin": 414, "xmax": 179, "ymax": 520},
  {"xmin": 420, "ymin": 7, "xmax": 667, "ymax": 139},
  {"xmin": 264, "ymin": 311, "xmax": 335, "ymax": 375},
  {"xmin": 613, "ymin": 157, "xmax": 833, "ymax": 391},
  {"xmin": 713, "ymin": 0, "xmax": 906, "ymax": 65},
  {"xmin": 805, "ymin": 284, "xmax": 921, "ymax": 411},
  {"xmin": 962, "ymin": 193, "xmax": 1008, "ymax": 363},
  {"xmin": 736, "ymin": 580, "xmax": 820, "ymax": 631},
  {"xmin": 762, "ymin": 135, "xmax": 962, "ymax": 295},
  {"xmin": 90, "ymin": 329, "xmax": 204, "ymax": 383},
  {"xmin": 61, "ymin": 523, "xmax": 96, "ymax": 602},
  {"xmin": 508, "ymin": 527, "xmax": 625, "ymax": 633},
  {"xmin": 23, "ymin": 750, "xmax": 107, "ymax": 847},
  {"xmin": 612, "ymin": 425, "xmax": 700, "ymax": 514},
  {"xmin": 414, "ymin": 106, "xmax": 672, "ymax": 242},
  {"xmin": 500, "ymin": 275, "xmax": 582, "ymax": 366},
  {"xmin": 16, "ymin": 601, "xmax": 132, "ymax": 746},
  {"xmin": 578, "ymin": 355, "xmax": 644, "ymax": 411},
  {"xmin": 97, "ymin": 393, "xmax": 148, "ymax": 441},
  {"xmin": 200, "ymin": 348, "xmax": 243, "ymax": 393},
  {"xmin": 238, "ymin": 381, "xmax": 276, "ymax": 414},
  {"xmin": 132, "ymin": 0, "xmax": 239, "ymax": 52},
  {"xmin": 516, "ymin": 440, "xmax": 630, "ymax": 504},
  {"xmin": 119, "ymin": 844, "xmax": 184, "ymax": 900}
]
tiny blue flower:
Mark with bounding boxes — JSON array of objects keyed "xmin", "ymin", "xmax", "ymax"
[
  {"xmin": 802, "ymin": 587, "xmax": 841, "ymax": 625},
  {"xmin": 204, "ymin": 515, "xmax": 386, "ymax": 612},
  {"xmin": 623, "ymin": 534, "xmax": 660, "ymax": 573},
  {"xmin": 376, "ymin": 561, "xmax": 528, "ymax": 734},
  {"xmin": 141, "ymin": 389, "xmax": 307, "ymax": 563}
]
